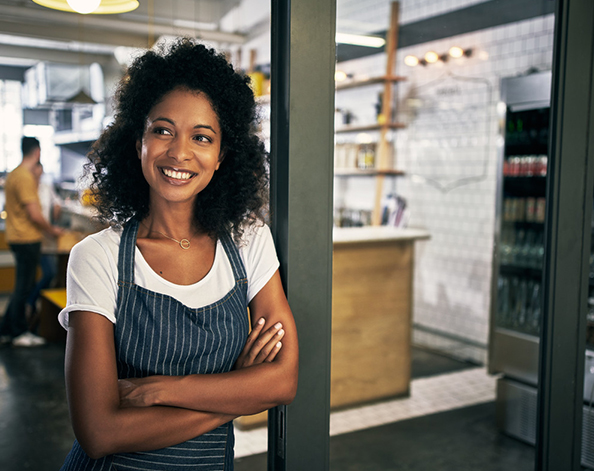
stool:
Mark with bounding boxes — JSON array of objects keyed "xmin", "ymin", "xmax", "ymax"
[{"xmin": 39, "ymin": 288, "xmax": 67, "ymax": 343}]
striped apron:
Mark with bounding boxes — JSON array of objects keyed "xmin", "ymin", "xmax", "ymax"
[{"xmin": 61, "ymin": 218, "xmax": 249, "ymax": 470}]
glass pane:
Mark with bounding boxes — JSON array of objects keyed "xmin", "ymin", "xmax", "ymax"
[{"xmin": 331, "ymin": 0, "xmax": 555, "ymax": 469}]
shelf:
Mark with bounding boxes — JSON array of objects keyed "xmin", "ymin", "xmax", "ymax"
[
  {"xmin": 501, "ymin": 220, "xmax": 545, "ymax": 229},
  {"xmin": 334, "ymin": 169, "xmax": 405, "ymax": 177},
  {"xmin": 499, "ymin": 263, "xmax": 543, "ymax": 279},
  {"xmin": 503, "ymin": 175, "xmax": 547, "ymax": 197},
  {"xmin": 335, "ymin": 75, "xmax": 407, "ymax": 91},
  {"xmin": 336, "ymin": 122, "xmax": 406, "ymax": 133}
]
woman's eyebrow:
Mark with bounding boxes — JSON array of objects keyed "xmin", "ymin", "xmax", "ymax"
[
  {"xmin": 194, "ymin": 124, "xmax": 217, "ymax": 134},
  {"xmin": 152, "ymin": 117, "xmax": 217, "ymax": 134},
  {"xmin": 152, "ymin": 116, "xmax": 175, "ymax": 125}
]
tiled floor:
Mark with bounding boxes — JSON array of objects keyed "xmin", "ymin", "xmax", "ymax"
[{"xmin": 234, "ymin": 367, "xmax": 496, "ymax": 458}]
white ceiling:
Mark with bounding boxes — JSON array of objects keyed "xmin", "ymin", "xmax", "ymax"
[{"xmin": 0, "ymin": 0, "xmax": 245, "ymax": 67}]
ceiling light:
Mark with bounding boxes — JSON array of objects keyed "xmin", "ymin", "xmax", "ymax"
[
  {"xmin": 32, "ymin": 0, "xmax": 139, "ymax": 15},
  {"xmin": 424, "ymin": 51, "xmax": 439, "ymax": 63},
  {"xmin": 335, "ymin": 70, "xmax": 348, "ymax": 82},
  {"xmin": 404, "ymin": 55, "xmax": 419, "ymax": 67},
  {"xmin": 67, "ymin": 0, "xmax": 100, "ymax": 14},
  {"xmin": 449, "ymin": 46, "xmax": 464, "ymax": 58},
  {"xmin": 335, "ymin": 33, "xmax": 385, "ymax": 48}
]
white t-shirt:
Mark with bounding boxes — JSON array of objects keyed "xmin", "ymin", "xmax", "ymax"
[{"xmin": 58, "ymin": 223, "xmax": 279, "ymax": 330}]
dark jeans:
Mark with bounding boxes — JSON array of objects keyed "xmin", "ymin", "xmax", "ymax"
[
  {"xmin": 0, "ymin": 242, "xmax": 41, "ymax": 338},
  {"xmin": 27, "ymin": 254, "xmax": 57, "ymax": 308}
]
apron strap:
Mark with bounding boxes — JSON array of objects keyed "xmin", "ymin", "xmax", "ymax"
[
  {"xmin": 219, "ymin": 230, "xmax": 247, "ymax": 282},
  {"xmin": 117, "ymin": 218, "xmax": 139, "ymax": 285}
]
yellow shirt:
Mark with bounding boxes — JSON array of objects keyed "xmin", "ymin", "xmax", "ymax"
[{"xmin": 5, "ymin": 165, "xmax": 43, "ymax": 244}]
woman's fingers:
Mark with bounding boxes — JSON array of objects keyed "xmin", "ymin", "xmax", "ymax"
[
  {"xmin": 234, "ymin": 318, "xmax": 266, "ymax": 369},
  {"xmin": 246, "ymin": 323, "xmax": 283, "ymax": 364},
  {"xmin": 264, "ymin": 341, "xmax": 282, "ymax": 363},
  {"xmin": 235, "ymin": 320, "xmax": 285, "ymax": 369},
  {"xmin": 253, "ymin": 328, "xmax": 284, "ymax": 363},
  {"xmin": 243, "ymin": 317, "xmax": 265, "ymax": 351}
]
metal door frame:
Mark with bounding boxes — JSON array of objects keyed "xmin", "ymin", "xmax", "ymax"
[
  {"xmin": 537, "ymin": 0, "xmax": 594, "ymax": 469},
  {"xmin": 268, "ymin": 0, "xmax": 336, "ymax": 469}
]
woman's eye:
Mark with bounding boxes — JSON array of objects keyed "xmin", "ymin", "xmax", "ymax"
[
  {"xmin": 154, "ymin": 128, "xmax": 172, "ymax": 136},
  {"xmin": 195, "ymin": 135, "xmax": 212, "ymax": 143}
]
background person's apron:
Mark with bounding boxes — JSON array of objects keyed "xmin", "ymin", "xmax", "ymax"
[{"xmin": 61, "ymin": 218, "xmax": 249, "ymax": 470}]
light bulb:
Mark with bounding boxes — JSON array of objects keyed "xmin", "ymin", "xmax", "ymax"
[
  {"xmin": 449, "ymin": 46, "xmax": 464, "ymax": 58},
  {"xmin": 67, "ymin": 0, "xmax": 101, "ymax": 14},
  {"xmin": 424, "ymin": 51, "xmax": 439, "ymax": 63},
  {"xmin": 335, "ymin": 70, "xmax": 348, "ymax": 82},
  {"xmin": 404, "ymin": 55, "xmax": 419, "ymax": 67}
]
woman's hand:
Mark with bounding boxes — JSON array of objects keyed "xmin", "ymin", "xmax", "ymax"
[
  {"xmin": 118, "ymin": 376, "xmax": 177, "ymax": 408},
  {"xmin": 234, "ymin": 317, "xmax": 285, "ymax": 369}
]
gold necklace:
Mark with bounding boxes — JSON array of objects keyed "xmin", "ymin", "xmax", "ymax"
[{"xmin": 141, "ymin": 221, "xmax": 194, "ymax": 250}]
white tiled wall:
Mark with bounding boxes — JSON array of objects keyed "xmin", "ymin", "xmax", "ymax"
[
  {"xmin": 335, "ymin": 1, "xmax": 555, "ymax": 363},
  {"xmin": 338, "ymin": 0, "xmax": 492, "ymax": 33}
]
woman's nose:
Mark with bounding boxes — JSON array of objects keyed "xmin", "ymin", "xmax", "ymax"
[{"xmin": 167, "ymin": 137, "xmax": 192, "ymax": 161}]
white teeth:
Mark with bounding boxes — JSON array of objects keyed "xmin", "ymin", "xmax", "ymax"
[{"xmin": 162, "ymin": 168, "xmax": 193, "ymax": 180}]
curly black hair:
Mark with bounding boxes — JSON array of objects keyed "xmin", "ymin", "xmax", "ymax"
[{"xmin": 86, "ymin": 38, "xmax": 268, "ymax": 241}]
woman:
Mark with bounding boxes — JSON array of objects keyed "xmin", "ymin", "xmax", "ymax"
[{"xmin": 58, "ymin": 39, "xmax": 298, "ymax": 470}]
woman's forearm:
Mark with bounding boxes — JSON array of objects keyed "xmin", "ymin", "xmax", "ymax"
[
  {"xmin": 75, "ymin": 403, "xmax": 235, "ymax": 459},
  {"xmin": 156, "ymin": 361, "xmax": 297, "ymax": 415}
]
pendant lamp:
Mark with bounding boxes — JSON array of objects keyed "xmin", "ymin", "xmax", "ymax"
[{"xmin": 32, "ymin": 0, "xmax": 139, "ymax": 15}]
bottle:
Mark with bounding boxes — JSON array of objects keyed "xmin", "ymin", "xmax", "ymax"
[
  {"xmin": 529, "ymin": 282, "xmax": 542, "ymax": 335},
  {"xmin": 536, "ymin": 232, "xmax": 545, "ymax": 269},
  {"xmin": 519, "ymin": 230, "xmax": 534, "ymax": 268},
  {"xmin": 512, "ymin": 230, "xmax": 525, "ymax": 265},
  {"xmin": 375, "ymin": 92, "xmax": 385, "ymax": 124},
  {"xmin": 538, "ymin": 155, "xmax": 548, "ymax": 176},
  {"xmin": 500, "ymin": 228, "xmax": 513, "ymax": 265},
  {"xmin": 535, "ymin": 198, "xmax": 546, "ymax": 223},
  {"xmin": 525, "ymin": 197, "xmax": 536, "ymax": 222},
  {"xmin": 498, "ymin": 276, "xmax": 510, "ymax": 328},
  {"xmin": 516, "ymin": 278, "xmax": 528, "ymax": 330}
]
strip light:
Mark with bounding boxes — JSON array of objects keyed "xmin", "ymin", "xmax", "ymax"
[{"xmin": 336, "ymin": 33, "xmax": 385, "ymax": 48}]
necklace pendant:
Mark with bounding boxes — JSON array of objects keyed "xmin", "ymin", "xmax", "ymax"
[{"xmin": 180, "ymin": 239, "xmax": 191, "ymax": 250}]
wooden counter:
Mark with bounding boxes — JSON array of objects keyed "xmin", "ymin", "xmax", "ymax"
[
  {"xmin": 331, "ymin": 226, "xmax": 429, "ymax": 408},
  {"xmin": 235, "ymin": 226, "xmax": 430, "ymax": 429}
]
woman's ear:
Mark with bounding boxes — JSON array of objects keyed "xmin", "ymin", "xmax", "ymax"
[
  {"xmin": 216, "ymin": 148, "xmax": 226, "ymax": 171},
  {"xmin": 136, "ymin": 139, "xmax": 142, "ymax": 159}
]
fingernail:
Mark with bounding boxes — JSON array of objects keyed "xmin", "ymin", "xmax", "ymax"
[
  {"xmin": 274, "ymin": 322, "xmax": 282, "ymax": 329},
  {"xmin": 278, "ymin": 329, "xmax": 285, "ymax": 336},
  {"xmin": 276, "ymin": 342, "xmax": 282, "ymax": 348},
  {"xmin": 258, "ymin": 318, "xmax": 265, "ymax": 325}
]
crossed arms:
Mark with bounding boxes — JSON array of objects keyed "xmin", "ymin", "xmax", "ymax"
[{"xmin": 64, "ymin": 269, "xmax": 298, "ymax": 459}]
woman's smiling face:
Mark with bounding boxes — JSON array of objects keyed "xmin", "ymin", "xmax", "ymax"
[{"xmin": 136, "ymin": 87, "xmax": 223, "ymax": 209}]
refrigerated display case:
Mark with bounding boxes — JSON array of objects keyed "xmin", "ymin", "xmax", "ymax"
[
  {"xmin": 490, "ymin": 71, "xmax": 550, "ymax": 396},
  {"xmin": 490, "ymin": 71, "xmax": 594, "ymax": 469}
]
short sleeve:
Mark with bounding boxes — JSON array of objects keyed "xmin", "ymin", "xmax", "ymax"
[
  {"xmin": 58, "ymin": 234, "xmax": 119, "ymax": 329},
  {"xmin": 16, "ymin": 171, "xmax": 40, "ymax": 206},
  {"xmin": 241, "ymin": 223, "xmax": 280, "ymax": 303}
]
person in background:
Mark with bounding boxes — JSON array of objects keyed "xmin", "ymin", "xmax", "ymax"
[
  {"xmin": 0, "ymin": 137, "xmax": 63, "ymax": 347},
  {"xmin": 59, "ymin": 39, "xmax": 298, "ymax": 469},
  {"xmin": 26, "ymin": 162, "xmax": 61, "ymax": 330}
]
